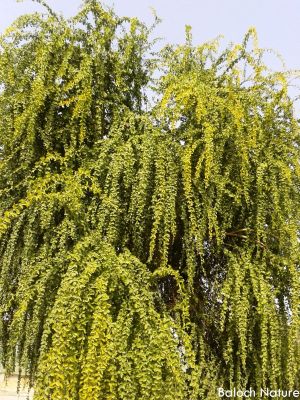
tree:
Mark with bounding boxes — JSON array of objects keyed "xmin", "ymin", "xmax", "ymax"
[{"xmin": 0, "ymin": 1, "xmax": 299, "ymax": 399}]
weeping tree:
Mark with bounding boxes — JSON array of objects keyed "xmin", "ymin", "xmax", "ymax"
[{"xmin": 0, "ymin": 1, "xmax": 299, "ymax": 399}]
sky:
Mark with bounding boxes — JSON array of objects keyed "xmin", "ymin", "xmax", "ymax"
[
  {"xmin": 0, "ymin": 0, "xmax": 299, "ymax": 96},
  {"xmin": 0, "ymin": 0, "xmax": 299, "ymax": 68}
]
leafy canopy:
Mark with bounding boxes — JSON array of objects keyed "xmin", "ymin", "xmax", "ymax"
[{"xmin": 0, "ymin": 1, "xmax": 299, "ymax": 399}]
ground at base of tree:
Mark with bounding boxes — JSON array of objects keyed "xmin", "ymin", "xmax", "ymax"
[{"xmin": 0, "ymin": 373, "xmax": 33, "ymax": 399}]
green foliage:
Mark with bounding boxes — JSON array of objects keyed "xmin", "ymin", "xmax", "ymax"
[{"xmin": 0, "ymin": 1, "xmax": 299, "ymax": 398}]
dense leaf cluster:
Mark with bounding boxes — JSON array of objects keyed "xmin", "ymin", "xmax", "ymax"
[{"xmin": 0, "ymin": 1, "xmax": 299, "ymax": 399}]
